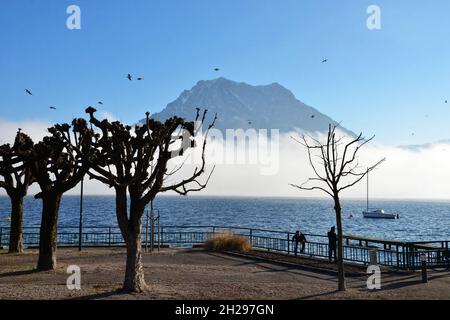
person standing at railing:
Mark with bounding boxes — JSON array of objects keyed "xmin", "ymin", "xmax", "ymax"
[
  {"xmin": 292, "ymin": 230, "xmax": 307, "ymax": 256},
  {"xmin": 328, "ymin": 227, "xmax": 338, "ymax": 262},
  {"xmin": 327, "ymin": 226, "xmax": 338, "ymax": 263}
]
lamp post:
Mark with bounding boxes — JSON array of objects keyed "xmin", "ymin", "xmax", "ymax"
[{"xmin": 78, "ymin": 177, "xmax": 84, "ymax": 251}]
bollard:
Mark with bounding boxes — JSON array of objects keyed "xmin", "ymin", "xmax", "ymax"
[{"xmin": 420, "ymin": 253, "xmax": 428, "ymax": 283}]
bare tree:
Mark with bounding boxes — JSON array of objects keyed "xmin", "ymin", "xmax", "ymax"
[
  {"xmin": 290, "ymin": 124, "xmax": 384, "ymax": 291},
  {"xmin": 82, "ymin": 107, "xmax": 216, "ymax": 292},
  {"xmin": 29, "ymin": 119, "xmax": 94, "ymax": 270},
  {"xmin": 0, "ymin": 131, "xmax": 35, "ymax": 253}
]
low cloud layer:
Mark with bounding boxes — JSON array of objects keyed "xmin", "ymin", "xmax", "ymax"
[
  {"xmin": 193, "ymin": 132, "xmax": 450, "ymax": 199},
  {"xmin": 0, "ymin": 118, "xmax": 50, "ymax": 145},
  {"xmin": 1, "ymin": 118, "xmax": 450, "ymax": 200}
]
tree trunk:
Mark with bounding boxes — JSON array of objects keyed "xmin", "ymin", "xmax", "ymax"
[
  {"xmin": 8, "ymin": 195, "xmax": 24, "ymax": 253},
  {"xmin": 37, "ymin": 193, "xmax": 62, "ymax": 271},
  {"xmin": 334, "ymin": 197, "xmax": 346, "ymax": 291},
  {"xmin": 123, "ymin": 214, "xmax": 147, "ymax": 292}
]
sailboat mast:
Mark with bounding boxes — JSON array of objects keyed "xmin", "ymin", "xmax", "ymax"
[{"xmin": 366, "ymin": 168, "xmax": 369, "ymax": 212}]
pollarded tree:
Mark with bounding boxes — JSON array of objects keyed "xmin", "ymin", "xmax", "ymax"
[
  {"xmin": 0, "ymin": 131, "xmax": 35, "ymax": 253},
  {"xmin": 290, "ymin": 124, "xmax": 384, "ymax": 291},
  {"xmin": 83, "ymin": 107, "xmax": 216, "ymax": 292},
  {"xmin": 29, "ymin": 119, "xmax": 94, "ymax": 270}
]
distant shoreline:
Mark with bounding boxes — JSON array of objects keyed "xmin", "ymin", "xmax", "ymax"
[{"xmin": 1, "ymin": 194, "xmax": 450, "ymax": 203}]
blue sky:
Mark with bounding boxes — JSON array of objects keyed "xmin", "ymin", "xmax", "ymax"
[{"xmin": 1, "ymin": 0, "xmax": 449, "ymax": 145}]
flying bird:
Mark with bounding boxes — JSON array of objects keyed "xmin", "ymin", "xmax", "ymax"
[
  {"xmin": 127, "ymin": 74, "xmax": 132, "ymax": 81},
  {"xmin": 311, "ymin": 115, "xmax": 315, "ymax": 118},
  {"xmin": 49, "ymin": 106, "xmax": 57, "ymax": 110},
  {"xmin": 25, "ymin": 89, "xmax": 32, "ymax": 95},
  {"xmin": 98, "ymin": 101, "xmax": 103, "ymax": 105},
  {"xmin": 321, "ymin": 59, "xmax": 328, "ymax": 63},
  {"xmin": 247, "ymin": 120, "xmax": 252, "ymax": 125},
  {"xmin": 214, "ymin": 67, "xmax": 220, "ymax": 72},
  {"xmin": 137, "ymin": 77, "xmax": 143, "ymax": 81},
  {"xmin": 445, "ymin": 100, "xmax": 448, "ymax": 104}
]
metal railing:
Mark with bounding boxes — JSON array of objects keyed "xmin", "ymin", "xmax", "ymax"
[{"xmin": 1, "ymin": 225, "xmax": 449, "ymax": 270}]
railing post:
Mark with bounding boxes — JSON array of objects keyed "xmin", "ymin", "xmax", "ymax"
[
  {"xmin": 108, "ymin": 227, "xmax": 112, "ymax": 246},
  {"xmin": 249, "ymin": 229, "xmax": 253, "ymax": 246},
  {"xmin": 157, "ymin": 210, "xmax": 160, "ymax": 252},
  {"xmin": 287, "ymin": 233, "xmax": 290, "ymax": 255},
  {"xmin": 150, "ymin": 209, "xmax": 155, "ymax": 252},
  {"xmin": 78, "ymin": 225, "xmax": 83, "ymax": 251},
  {"xmin": 446, "ymin": 241, "xmax": 449, "ymax": 269},
  {"xmin": 145, "ymin": 210, "xmax": 149, "ymax": 252},
  {"xmin": 0, "ymin": 227, "xmax": 2, "ymax": 247},
  {"xmin": 406, "ymin": 245, "xmax": 411, "ymax": 270},
  {"xmin": 396, "ymin": 245, "xmax": 399, "ymax": 268},
  {"xmin": 410, "ymin": 245, "xmax": 415, "ymax": 271},
  {"xmin": 402, "ymin": 244, "xmax": 407, "ymax": 269}
]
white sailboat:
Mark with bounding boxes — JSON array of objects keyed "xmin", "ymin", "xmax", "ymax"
[{"xmin": 362, "ymin": 169, "xmax": 399, "ymax": 219}]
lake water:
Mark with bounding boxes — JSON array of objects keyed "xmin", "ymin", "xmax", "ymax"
[{"xmin": 0, "ymin": 196, "xmax": 449, "ymax": 242}]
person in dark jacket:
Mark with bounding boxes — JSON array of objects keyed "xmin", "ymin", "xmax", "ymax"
[
  {"xmin": 327, "ymin": 226, "xmax": 337, "ymax": 262},
  {"xmin": 292, "ymin": 230, "xmax": 307, "ymax": 256}
]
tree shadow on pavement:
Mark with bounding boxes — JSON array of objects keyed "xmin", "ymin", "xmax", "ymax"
[
  {"xmin": 0, "ymin": 269, "xmax": 39, "ymax": 278},
  {"xmin": 69, "ymin": 289, "xmax": 126, "ymax": 300},
  {"xmin": 295, "ymin": 290, "xmax": 340, "ymax": 300}
]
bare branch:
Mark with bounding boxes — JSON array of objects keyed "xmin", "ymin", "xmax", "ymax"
[
  {"xmin": 291, "ymin": 123, "xmax": 385, "ymax": 200},
  {"xmin": 338, "ymin": 158, "xmax": 385, "ymax": 192},
  {"xmin": 290, "ymin": 183, "xmax": 334, "ymax": 198}
]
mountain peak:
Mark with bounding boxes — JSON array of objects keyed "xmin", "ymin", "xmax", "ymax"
[
  {"xmin": 195, "ymin": 77, "xmax": 235, "ymax": 89},
  {"xmin": 144, "ymin": 78, "xmax": 353, "ymax": 135},
  {"xmin": 268, "ymin": 81, "xmax": 283, "ymax": 87}
]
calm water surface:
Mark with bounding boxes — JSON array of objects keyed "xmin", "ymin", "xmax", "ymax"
[{"xmin": 0, "ymin": 196, "xmax": 449, "ymax": 242}]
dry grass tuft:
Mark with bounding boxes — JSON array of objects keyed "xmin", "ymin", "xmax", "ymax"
[{"xmin": 204, "ymin": 231, "xmax": 252, "ymax": 252}]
